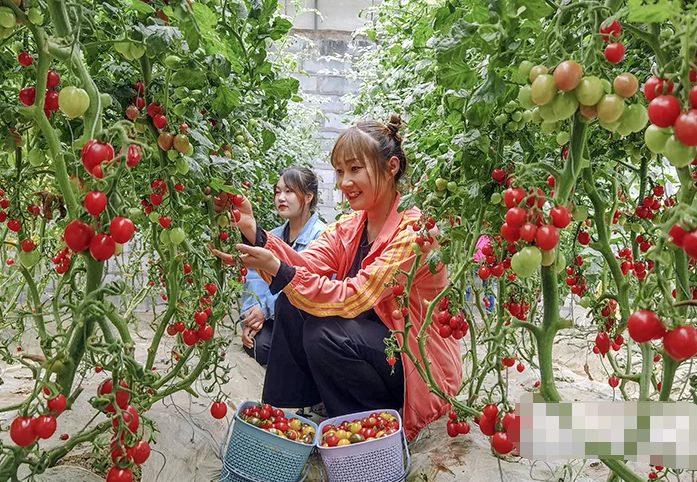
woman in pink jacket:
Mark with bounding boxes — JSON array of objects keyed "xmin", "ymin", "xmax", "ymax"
[{"xmin": 212, "ymin": 115, "xmax": 462, "ymax": 441}]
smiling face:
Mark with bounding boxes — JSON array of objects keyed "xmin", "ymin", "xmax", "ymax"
[
  {"xmin": 334, "ymin": 158, "xmax": 381, "ymax": 211},
  {"xmin": 274, "ymin": 175, "xmax": 310, "ymax": 220}
]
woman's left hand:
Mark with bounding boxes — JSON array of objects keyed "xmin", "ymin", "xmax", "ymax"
[{"xmin": 235, "ymin": 244, "xmax": 282, "ymax": 275}]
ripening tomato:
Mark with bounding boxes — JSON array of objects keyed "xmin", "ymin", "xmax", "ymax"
[
  {"xmin": 596, "ymin": 94, "xmax": 625, "ymax": 123},
  {"xmin": 528, "ymin": 65, "xmax": 548, "ymax": 82},
  {"xmin": 627, "ymin": 310, "xmax": 665, "ymax": 343},
  {"xmin": 599, "ymin": 20, "xmax": 621, "ymax": 41},
  {"xmin": 612, "ymin": 73, "xmax": 638, "ymax": 98},
  {"xmin": 553, "ymin": 60, "xmax": 583, "ymax": 91},
  {"xmin": 531, "ymin": 74, "xmax": 557, "ymax": 105},
  {"xmin": 106, "ymin": 467, "xmax": 133, "ymax": 482},
  {"xmin": 648, "ymin": 96, "xmax": 681, "ymax": 128},
  {"xmin": 575, "ymin": 76, "xmax": 604, "ymax": 106}
]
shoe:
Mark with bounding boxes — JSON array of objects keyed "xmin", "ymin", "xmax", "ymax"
[{"xmin": 295, "ymin": 403, "xmax": 328, "ymax": 423}]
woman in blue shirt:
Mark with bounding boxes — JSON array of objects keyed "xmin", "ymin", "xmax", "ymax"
[{"xmin": 240, "ymin": 166, "xmax": 325, "ymax": 366}]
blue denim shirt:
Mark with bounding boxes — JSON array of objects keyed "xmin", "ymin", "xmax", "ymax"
[{"xmin": 240, "ymin": 212, "xmax": 325, "ymax": 322}]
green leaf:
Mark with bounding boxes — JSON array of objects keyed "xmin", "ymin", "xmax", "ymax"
[
  {"xmin": 261, "ymin": 128, "xmax": 276, "ymax": 150},
  {"xmin": 471, "ymin": 71, "xmax": 505, "ymax": 105},
  {"xmin": 171, "ymin": 69, "xmax": 207, "ymax": 89},
  {"xmin": 269, "ymin": 17, "xmax": 293, "ymax": 40},
  {"xmin": 397, "ymin": 192, "xmax": 417, "ymax": 212},
  {"xmin": 209, "ymin": 178, "xmax": 236, "ymax": 194},
  {"xmin": 189, "ymin": 128, "xmax": 215, "ymax": 150},
  {"xmin": 262, "ymin": 78, "xmax": 300, "ymax": 99},
  {"xmin": 211, "ymin": 85, "xmax": 240, "ymax": 118},
  {"xmin": 172, "ymin": 0, "xmax": 201, "ymax": 52},
  {"xmin": 131, "ymin": 0, "xmax": 155, "ymax": 15},
  {"xmin": 626, "ymin": 0, "xmax": 673, "ymax": 23},
  {"xmin": 438, "ymin": 58, "xmax": 475, "ymax": 90},
  {"xmin": 511, "ymin": 0, "xmax": 553, "ymax": 20},
  {"xmin": 139, "ymin": 25, "xmax": 182, "ymax": 55}
]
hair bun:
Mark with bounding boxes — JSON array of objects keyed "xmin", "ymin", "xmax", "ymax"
[{"xmin": 386, "ymin": 113, "xmax": 403, "ymax": 139}]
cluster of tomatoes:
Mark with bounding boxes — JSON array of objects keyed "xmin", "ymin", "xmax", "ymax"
[
  {"xmin": 627, "ymin": 309, "xmax": 697, "ymax": 363},
  {"xmin": 319, "ymin": 412, "xmax": 400, "ymax": 448},
  {"xmin": 95, "ymin": 379, "xmax": 151, "ymax": 482},
  {"xmin": 8, "ymin": 389, "xmax": 67, "ymax": 448},
  {"xmin": 642, "ymin": 72, "xmax": 697, "ymax": 167},
  {"xmin": 519, "ymin": 55, "xmax": 647, "ymax": 140},
  {"xmin": 496, "ymin": 186, "xmax": 572, "ymax": 279},
  {"xmin": 239, "ymin": 403, "xmax": 316, "ymax": 445},
  {"xmin": 502, "ymin": 293, "xmax": 532, "ymax": 322},
  {"xmin": 17, "ymin": 64, "xmax": 90, "ymax": 120},
  {"xmin": 474, "ymin": 404, "xmax": 517, "ymax": 455},
  {"xmin": 432, "ymin": 297, "xmax": 469, "ymax": 339},
  {"xmin": 599, "ymin": 20, "xmax": 625, "ymax": 64},
  {"xmin": 564, "ymin": 255, "xmax": 589, "ymax": 297},
  {"xmin": 593, "ymin": 300, "xmax": 623, "ymax": 358},
  {"xmin": 169, "ymin": 289, "xmax": 217, "ymax": 346},
  {"xmin": 615, "ymin": 247, "xmax": 653, "ymax": 279},
  {"xmin": 63, "ymin": 210, "xmax": 135, "ymax": 264}
]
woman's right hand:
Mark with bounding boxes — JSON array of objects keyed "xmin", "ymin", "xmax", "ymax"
[{"xmin": 214, "ymin": 192, "xmax": 257, "ymax": 243}]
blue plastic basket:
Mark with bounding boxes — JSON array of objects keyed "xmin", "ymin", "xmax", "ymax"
[{"xmin": 220, "ymin": 401, "xmax": 318, "ymax": 482}]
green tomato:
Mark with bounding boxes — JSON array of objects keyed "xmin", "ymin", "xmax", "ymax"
[
  {"xmin": 539, "ymin": 103, "xmax": 558, "ymax": 122},
  {"xmin": 0, "ymin": 26, "xmax": 13, "ymax": 40},
  {"xmin": 555, "ymin": 251, "xmax": 566, "ymax": 275},
  {"xmin": 167, "ymin": 165, "xmax": 179, "ymax": 176},
  {"xmin": 435, "ymin": 178, "xmax": 448, "ymax": 191},
  {"xmin": 446, "ymin": 181, "xmax": 458, "ymax": 193},
  {"xmin": 11, "ymin": 41, "xmax": 23, "ymax": 54},
  {"xmin": 490, "ymin": 192, "xmax": 502, "ymax": 204},
  {"xmin": 616, "ymin": 119, "xmax": 633, "ymax": 136},
  {"xmin": 627, "ymin": 104, "xmax": 648, "ymax": 133},
  {"xmin": 129, "ymin": 44, "xmax": 145, "ymax": 59},
  {"xmin": 511, "ymin": 246, "xmax": 542, "ymax": 278},
  {"xmin": 164, "ymin": 55, "xmax": 182, "ymax": 70},
  {"xmin": 115, "ymin": 42, "xmax": 134, "ymax": 60},
  {"xmin": 506, "ymin": 121, "xmax": 520, "ymax": 132},
  {"xmin": 28, "ymin": 8, "xmax": 43, "ymax": 25},
  {"xmin": 504, "ymin": 101, "xmax": 518, "ymax": 113},
  {"xmin": 599, "ymin": 119, "xmax": 620, "ymax": 132},
  {"xmin": 556, "ymin": 131, "xmax": 570, "ymax": 145},
  {"xmin": 572, "ymin": 205, "xmax": 589, "ymax": 221},
  {"xmin": 531, "ymin": 74, "xmax": 557, "ymax": 105},
  {"xmin": 551, "ymin": 91, "xmax": 579, "ymax": 121},
  {"xmin": 0, "ymin": 7, "xmax": 16, "ymax": 29},
  {"xmin": 541, "ymin": 248, "xmax": 556, "ymax": 267},
  {"xmin": 100, "ymin": 93, "xmax": 112, "ymax": 108},
  {"xmin": 664, "ymin": 135, "xmax": 697, "ymax": 168},
  {"xmin": 19, "ymin": 250, "xmax": 40, "ymax": 269},
  {"xmin": 28, "ymin": 147, "xmax": 45, "ymax": 167},
  {"xmin": 578, "ymin": 297, "xmax": 591, "ymax": 309},
  {"xmin": 521, "ymin": 110, "xmax": 533, "ymax": 123},
  {"xmin": 172, "ymin": 104, "xmax": 188, "ymax": 117},
  {"xmin": 58, "ymin": 86, "xmax": 90, "ymax": 119},
  {"xmin": 596, "ymin": 94, "xmax": 625, "ymax": 123},
  {"xmin": 148, "ymin": 211, "xmax": 160, "ymax": 223},
  {"xmin": 575, "ymin": 76, "xmax": 604, "ymax": 106},
  {"xmin": 167, "ymin": 149, "xmax": 178, "ymax": 161},
  {"xmin": 530, "ymin": 107, "xmax": 542, "ymax": 123},
  {"xmin": 159, "ymin": 229, "xmax": 170, "ymax": 245},
  {"xmin": 128, "ymin": 207, "xmax": 144, "ymax": 222},
  {"xmin": 494, "ymin": 114, "xmax": 508, "ymax": 126},
  {"xmin": 218, "ymin": 214, "xmax": 230, "ymax": 227},
  {"xmin": 176, "ymin": 157, "xmax": 190, "ymax": 174},
  {"xmin": 644, "ymin": 124, "xmax": 671, "ymax": 154},
  {"xmin": 170, "ymin": 227, "xmax": 186, "ymax": 245},
  {"xmin": 518, "ymin": 60, "xmax": 534, "ymax": 79},
  {"xmin": 511, "ymin": 111, "xmax": 523, "ymax": 122},
  {"xmin": 184, "ymin": 144, "xmax": 194, "ymax": 156},
  {"xmin": 601, "ymin": 78, "xmax": 612, "ymax": 94},
  {"xmin": 540, "ymin": 120, "xmax": 557, "ymax": 134},
  {"xmin": 631, "ymin": 222, "xmax": 644, "ymax": 234}
]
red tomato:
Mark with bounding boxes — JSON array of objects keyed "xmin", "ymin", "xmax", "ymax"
[
  {"xmin": 47, "ymin": 394, "xmax": 67, "ymax": 415},
  {"xmin": 198, "ymin": 324, "xmax": 214, "ymax": 341},
  {"xmin": 158, "ymin": 216, "xmax": 171, "ymax": 229},
  {"xmin": 595, "ymin": 332, "xmax": 611, "ymax": 355},
  {"xmin": 492, "ymin": 431, "xmax": 514, "ymax": 454},
  {"xmin": 47, "ymin": 70, "xmax": 60, "ymax": 88},
  {"xmin": 663, "ymin": 325, "xmax": 697, "ymax": 362},
  {"xmin": 18, "ymin": 52, "xmax": 33, "ymax": 66},
  {"xmin": 599, "ymin": 20, "xmax": 621, "ymax": 41},
  {"xmin": 45, "ymin": 90, "xmax": 59, "ymax": 112},
  {"xmin": 446, "ymin": 420, "xmax": 458, "ymax": 437},
  {"xmin": 535, "ymin": 225, "xmax": 559, "ymax": 250},
  {"xmin": 483, "ymin": 404, "xmax": 498, "ymax": 419},
  {"xmin": 644, "ymin": 77, "xmax": 674, "ymax": 101},
  {"xmin": 691, "ymin": 86, "xmax": 697, "ymax": 109},
  {"xmin": 98, "ymin": 379, "xmax": 130, "ymax": 413},
  {"xmin": 627, "ymin": 310, "xmax": 665, "ymax": 343},
  {"xmin": 21, "ymin": 239, "xmax": 35, "ymax": 252},
  {"xmin": 7, "ymin": 219, "xmax": 21, "ymax": 232},
  {"xmin": 110, "ymin": 217, "xmax": 135, "ymax": 244},
  {"xmin": 81, "ymin": 140, "xmax": 114, "ymax": 174},
  {"xmin": 64, "ymin": 220, "xmax": 95, "ymax": 252},
  {"xmin": 478, "ymin": 265, "xmax": 491, "ymax": 280},
  {"xmin": 456, "ymin": 421, "xmax": 470, "ymax": 434},
  {"xmin": 84, "ymin": 191, "xmax": 108, "ymax": 216},
  {"xmin": 90, "ymin": 234, "xmax": 116, "ymax": 261},
  {"xmin": 210, "ymin": 401, "xmax": 227, "ymax": 419},
  {"xmin": 604, "ymin": 43, "xmax": 625, "ymax": 64},
  {"xmin": 147, "ymin": 102, "xmax": 162, "ymax": 118},
  {"xmin": 674, "ymin": 110, "xmax": 697, "ymax": 147},
  {"xmin": 500, "ymin": 223, "xmax": 521, "ymax": 243},
  {"xmin": 553, "ymin": 60, "xmax": 583, "ymax": 91},
  {"xmin": 503, "ymin": 188, "xmax": 526, "ymax": 208},
  {"xmin": 608, "ymin": 376, "xmax": 620, "ymax": 388},
  {"xmin": 648, "ymin": 96, "xmax": 681, "ymax": 127},
  {"xmin": 10, "ymin": 417, "xmax": 38, "ymax": 447},
  {"xmin": 182, "ymin": 329, "xmax": 199, "ymax": 346},
  {"xmin": 135, "ymin": 82, "xmax": 145, "ymax": 94},
  {"xmin": 505, "ymin": 207, "xmax": 527, "ymax": 227},
  {"xmin": 479, "ymin": 415, "xmax": 496, "ymax": 436},
  {"xmin": 112, "ymin": 405, "xmax": 139, "ymax": 434},
  {"xmin": 32, "ymin": 414, "xmax": 57, "ymax": 439},
  {"xmin": 550, "ymin": 206, "xmax": 571, "ymax": 229},
  {"xmin": 106, "ymin": 467, "xmax": 133, "ymax": 482},
  {"xmin": 127, "ymin": 144, "xmax": 141, "ymax": 168},
  {"xmin": 19, "ymin": 87, "xmax": 37, "ymax": 106},
  {"xmin": 502, "ymin": 412, "xmax": 516, "ymax": 431},
  {"xmin": 153, "ymin": 114, "xmax": 167, "ymax": 129},
  {"xmin": 578, "ymin": 231, "xmax": 591, "ymax": 246}
]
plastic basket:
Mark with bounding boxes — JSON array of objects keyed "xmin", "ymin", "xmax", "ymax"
[
  {"xmin": 220, "ymin": 401, "xmax": 318, "ymax": 482},
  {"xmin": 316, "ymin": 409, "xmax": 411, "ymax": 482}
]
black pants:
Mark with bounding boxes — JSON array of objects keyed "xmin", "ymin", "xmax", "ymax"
[
  {"xmin": 262, "ymin": 293, "xmax": 405, "ymax": 417},
  {"xmin": 242, "ymin": 318, "xmax": 274, "ymax": 367}
]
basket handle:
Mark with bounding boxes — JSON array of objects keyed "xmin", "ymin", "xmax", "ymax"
[{"xmin": 316, "ymin": 430, "xmax": 411, "ymax": 482}]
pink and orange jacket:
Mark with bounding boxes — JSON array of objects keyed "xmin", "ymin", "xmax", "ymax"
[{"xmin": 257, "ymin": 195, "xmax": 463, "ymax": 441}]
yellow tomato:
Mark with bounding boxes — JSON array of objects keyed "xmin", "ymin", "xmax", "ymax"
[
  {"xmin": 302, "ymin": 425, "xmax": 315, "ymax": 436},
  {"xmin": 335, "ymin": 429, "xmax": 349, "ymax": 440},
  {"xmin": 337, "ymin": 439, "xmax": 350, "ymax": 446},
  {"xmin": 290, "ymin": 419, "xmax": 301, "ymax": 431},
  {"xmin": 348, "ymin": 422, "xmax": 362, "ymax": 434},
  {"xmin": 375, "ymin": 430, "xmax": 386, "ymax": 439}
]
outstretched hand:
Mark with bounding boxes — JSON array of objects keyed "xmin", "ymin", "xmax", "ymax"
[
  {"xmin": 208, "ymin": 243, "xmax": 281, "ymax": 276},
  {"xmin": 213, "ymin": 192, "xmax": 257, "ymax": 241}
]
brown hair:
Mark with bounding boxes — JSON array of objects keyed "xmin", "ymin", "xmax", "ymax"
[
  {"xmin": 275, "ymin": 166, "xmax": 319, "ymax": 213},
  {"xmin": 330, "ymin": 114, "xmax": 408, "ymax": 191}
]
